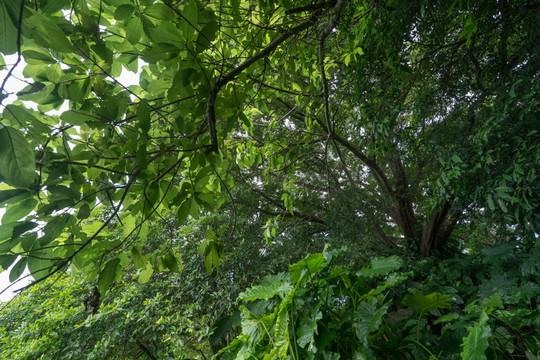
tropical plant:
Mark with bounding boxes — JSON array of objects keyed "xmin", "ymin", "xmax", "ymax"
[
  {"xmin": 217, "ymin": 244, "xmax": 540, "ymax": 359},
  {"xmin": 0, "ymin": 0, "xmax": 539, "ymax": 358}
]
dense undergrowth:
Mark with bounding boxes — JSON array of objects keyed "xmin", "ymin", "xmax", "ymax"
[{"xmin": 215, "ymin": 243, "xmax": 540, "ymax": 360}]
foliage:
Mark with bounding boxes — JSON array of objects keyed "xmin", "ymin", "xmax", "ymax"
[
  {"xmin": 216, "ymin": 243, "xmax": 540, "ymax": 359},
  {"xmin": 0, "ymin": 0, "xmax": 538, "ymax": 295},
  {"xmin": 0, "ymin": 0, "xmax": 539, "ymax": 358}
]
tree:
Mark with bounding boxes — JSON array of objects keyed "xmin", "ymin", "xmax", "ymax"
[{"xmin": 0, "ymin": 0, "xmax": 538, "ymax": 299}]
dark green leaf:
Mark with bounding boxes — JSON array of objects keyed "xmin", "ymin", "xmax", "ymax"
[
  {"xmin": 9, "ymin": 257, "xmax": 27, "ymax": 282},
  {"xmin": 2, "ymin": 197, "xmax": 37, "ymax": 223},
  {"xmin": 0, "ymin": 254, "xmax": 17, "ymax": 271},
  {"xmin": 0, "ymin": 126, "xmax": 36, "ymax": 188},
  {"xmin": 137, "ymin": 99, "xmax": 151, "ymax": 132},
  {"xmin": 77, "ymin": 203, "xmax": 91, "ymax": 219},
  {"xmin": 177, "ymin": 197, "xmax": 191, "ymax": 224},
  {"xmin": 0, "ymin": 2, "xmax": 18, "ymax": 54},
  {"xmin": 11, "ymin": 221, "xmax": 38, "ymax": 239},
  {"xmin": 114, "ymin": 4, "xmax": 134, "ymax": 20},
  {"xmin": 97, "ymin": 258, "xmax": 121, "ymax": 296},
  {"xmin": 131, "ymin": 245, "xmax": 146, "ymax": 269},
  {"xmin": 39, "ymin": 214, "xmax": 71, "ymax": 246},
  {"xmin": 27, "ymin": 247, "xmax": 54, "ymax": 278},
  {"xmin": 354, "ymin": 298, "xmax": 389, "ymax": 346},
  {"xmin": 0, "ymin": 189, "xmax": 31, "ymax": 206}
]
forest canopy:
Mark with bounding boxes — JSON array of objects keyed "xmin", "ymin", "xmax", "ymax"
[{"xmin": 0, "ymin": 0, "xmax": 539, "ymax": 359}]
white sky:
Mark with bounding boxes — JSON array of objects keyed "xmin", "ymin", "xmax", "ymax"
[{"xmin": 0, "ymin": 54, "xmax": 141, "ymax": 302}]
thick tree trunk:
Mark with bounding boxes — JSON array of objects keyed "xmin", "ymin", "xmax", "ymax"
[
  {"xmin": 419, "ymin": 200, "xmax": 452, "ymax": 257},
  {"xmin": 387, "ymin": 155, "xmax": 458, "ymax": 257},
  {"xmin": 394, "ymin": 198, "xmax": 457, "ymax": 257}
]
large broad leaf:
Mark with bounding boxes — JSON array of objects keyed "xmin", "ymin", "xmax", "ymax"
[
  {"xmin": 9, "ymin": 257, "xmax": 27, "ymax": 282},
  {"xmin": 289, "ymin": 253, "xmax": 326, "ymax": 286},
  {"xmin": 143, "ymin": 4, "xmax": 175, "ymax": 20},
  {"xmin": 273, "ymin": 291, "xmax": 294, "ymax": 358},
  {"xmin": 39, "ymin": 214, "xmax": 71, "ymax": 246},
  {"xmin": 0, "ymin": 126, "xmax": 36, "ymax": 188},
  {"xmin": 161, "ymin": 251, "xmax": 183, "ymax": 273},
  {"xmin": 97, "ymin": 258, "xmax": 122, "ymax": 296},
  {"xmin": 239, "ymin": 279, "xmax": 293, "ymax": 302},
  {"xmin": 461, "ymin": 312, "xmax": 491, "ymax": 360},
  {"xmin": 138, "ymin": 262, "xmax": 154, "ymax": 284},
  {"xmin": 27, "ymin": 246, "xmax": 54, "ymax": 279},
  {"xmin": 0, "ymin": 2, "xmax": 18, "ymax": 54},
  {"xmin": 2, "ymin": 197, "xmax": 37, "ymax": 223},
  {"xmin": 25, "ymin": 9, "xmax": 74, "ymax": 53},
  {"xmin": 402, "ymin": 292, "xmax": 455, "ymax": 312},
  {"xmin": 296, "ymin": 303, "xmax": 322, "ymax": 352},
  {"xmin": 0, "ymin": 254, "xmax": 17, "ymax": 271},
  {"xmin": 356, "ymin": 255, "xmax": 404, "ymax": 278},
  {"xmin": 0, "ymin": 188, "xmax": 31, "ymax": 206},
  {"xmin": 126, "ymin": 16, "xmax": 143, "ymax": 45},
  {"xmin": 354, "ymin": 297, "xmax": 389, "ymax": 346}
]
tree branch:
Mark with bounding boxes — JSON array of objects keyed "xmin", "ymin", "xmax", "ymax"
[{"xmin": 206, "ymin": 11, "xmax": 322, "ymax": 152}]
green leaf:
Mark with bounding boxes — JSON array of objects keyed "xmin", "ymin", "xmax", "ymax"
[
  {"xmin": 354, "ymin": 298, "xmax": 389, "ymax": 346},
  {"xmin": 11, "ymin": 221, "xmax": 38, "ymax": 239},
  {"xmin": 402, "ymin": 292, "xmax": 455, "ymax": 312},
  {"xmin": 486, "ymin": 194, "xmax": 495, "ymax": 211},
  {"xmin": 289, "ymin": 253, "xmax": 326, "ymax": 286},
  {"xmin": 239, "ymin": 278, "xmax": 293, "ymax": 302},
  {"xmin": 25, "ymin": 9, "xmax": 74, "ymax": 52},
  {"xmin": 126, "ymin": 17, "xmax": 143, "ymax": 45},
  {"xmin": 177, "ymin": 197, "xmax": 191, "ymax": 224},
  {"xmin": 27, "ymin": 247, "xmax": 54, "ymax": 278},
  {"xmin": 131, "ymin": 245, "xmax": 146, "ymax": 269},
  {"xmin": 273, "ymin": 295, "xmax": 292, "ymax": 357},
  {"xmin": 39, "ymin": 214, "xmax": 71, "ymax": 246},
  {"xmin": 461, "ymin": 312, "xmax": 491, "ymax": 360},
  {"xmin": 0, "ymin": 222, "xmax": 17, "ymax": 242},
  {"xmin": 0, "ymin": 2, "xmax": 18, "ymax": 54},
  {"xmin": 0, "ymin": 254, "xmax": 17, "ymax": 271},
  {"xmin": 0, "ymin": 188, "xmax": 31, "ymax": 207},
  {"xmin": 144, "ymin": 4, "xmax": 175, "ymax": 20},
  {"xmin": 161, "ymin": 251, "xmax": 182, "ymax": 273},
  {"xmin": 60, "ymin": 110, "xmax": 100, "ymax": 126},
  {"xmin": 356, "ymin": 255, "xmax": 404, "ymax": 278},
  {"xmin": 181, "ymin": 0, "xmax": 198, "ymax": 42},
  {"xmin": 497, "ymin": 198, "xmax": 507, "ymax": 213},
  {"xmin": 77, "ymin": 203, "xmax": 91, "ymax": 219},
  {"xmin": 97, "ymin": 258, "xmax": 121, "ymax": 296},
  {"xmin": 137, "ymin": 99, "xmax": 151, "ymax": 132},
  {"xmin": 297, "ymin": 303, "xmax": 322, "ymax": 351},
  {"xmin": 2, "ymin": 197, "xmax": 37, "ymax": 223},
  {"xmin": 434, "ymin": 312, "xmax": 460, "ymax": 325},
  {"xmin": 138, "ymin": 263, "xmax": 154, "ymax": 284},
  {"xmin": 196, "ymin": 20, "xmax": 219, "ymax": 51},
  {"xmin": 17, "ymin": 82, "xmax": 46, "ymax": 96},
  {"xmin": 0, "ymin": 126, "xmax": 36, "ymax": 188},
  {"xmin": 9, "ymin": 257, "xmax": 27, "ymax": 282},
  {"xmin": 114, "ymin": 4, "xmax": 134, "ymax": 20}
]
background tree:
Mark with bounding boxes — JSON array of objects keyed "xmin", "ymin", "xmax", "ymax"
[{"xmin": 0, "ymin": 2, "xmax": 538, "ymax": 355}]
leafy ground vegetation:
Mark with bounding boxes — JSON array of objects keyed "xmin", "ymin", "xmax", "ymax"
[{"xmin": 0, "ymin": 0, "xmax": 539, "ymax": 359}]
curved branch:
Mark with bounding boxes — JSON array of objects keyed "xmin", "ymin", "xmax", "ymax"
[{"xmin": 206, "ymin": 11, "xmax": 322, "ymax": 152}]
